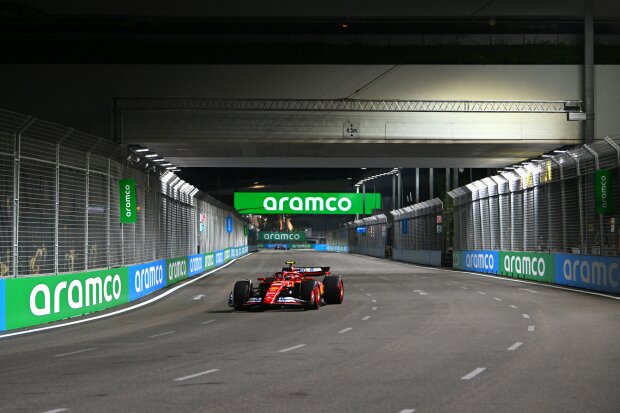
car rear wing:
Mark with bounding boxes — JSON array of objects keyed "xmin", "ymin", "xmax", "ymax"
[{"xmin": 282, "ymin": 266, "xmax": 331, "ymax": 275}]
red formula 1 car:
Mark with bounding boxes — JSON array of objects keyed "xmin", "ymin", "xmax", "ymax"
[{"xmin": 228, "ymin": 262, "xmax": 344, "ymax": 310}]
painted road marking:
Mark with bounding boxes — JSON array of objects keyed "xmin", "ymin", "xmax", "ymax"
[
  {"xmin": 508, "ymin": 342, "xmax": 523, "ymax": 351},
  {"xmin": 493, "ymin": 297, "xmax": 502, "ymax": 301},
  {"xmin": 193, "ymin": 294, "xmax": 206, "ymax": 300},
  {"xmin": 372, "ymin": 306, "xmax": 378, "ymax": 311},
  {"xmin": 201, "ymin": 320, "xmax": 215, "ymax": 325},
  {"xmin": 149, "ymin": 331, "xmax": 175, "ymax": 338},
  {"xmin": 399, "ymin": 410, "xmax": 416, "ymax": 413},
  {"xmin": 528, "ymin": 325, "xmax": 535, "ymax": 332},
  {"xmin": 413, "ymin": 290, "xmax": 428, "ymax": 295},
  {"xmin": 174, "ymin": 369, "xmax": 219, "ymax": 382},
  {"xmin": 478, "ymin": 291, "xmax": 486, "ymax": 295},
  {"xmin": 522, "ymin": 314, "xmax": 531, "ymax": 319},
  {"xmin": 338, "ymin": 328, "xmax": 353, "ymax": 334},
  {"xmin": 509, "ymin": 305, "xmax": 518, "ymax": 309},
  {"xmin": 379, "ymin": 276, "xmax": 391, "ymax": 281},
  {"xmin": 460, "ymin": 286, "xmax": 469, "ymax": 290},
  {"xmin": 461, "ymin": 367, "xmax": 486, "ymax": 380},
  {"xmin": 41, "ymin": 409, "xmax": 68, "ymax": 413},
  {"xmin": 362, "ymin": 316, "xmax": 371, "ymax": 321},
  {"xmin": 278, "ymin": 344, "xmax": 306, "ymax": 353},
  {"xmin": 366, "ymin": 293, "xmax": 373, "ymax": 297},
  {"xmin": 54, "ymin": 348, "xmax": 96, "ymax": 358},
  {"xmin": 519, "ymin": 288, "xmax": 538, "ymax": 293},
  {"xmin": 372, "ymin": 299, "xmax": 377, "ymax": 303},
  {"xmin": 359, "ymin": 288, "xmax": 365, "ymax": 291}
]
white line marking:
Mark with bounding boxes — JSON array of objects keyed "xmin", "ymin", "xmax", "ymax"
[
  {"xmin": 41, "ymin": 409, "xmax": 68, "ymax": 413},
  {"xmin": 193, "ymin": 294, "xmax": 206, "ymax": 300},
  {"xmin": 0, "ymin": 254, "xmax": 251, "ymax": 339},
  {"xmin": 528, "ymin": 325, "xmax": 535, "ymax": 332},
  {"xmin": 371, "ymin": 306, "xmax": 378, "ymax": 311},
  {"xmin": 359, "ymin": 288, "xmax": 365, "ymax": 291},
  {"xmin": 149, "ymin": 330, "xmax": 175, "ymax": 338},
  {"xmin": 379, "ymin": 276, "xmax": 391, "ymax": 281},
  {"xmin": 201, "ymin": 320, "xmax": 215, "ymax": 325},
  {"xmin": 507, "ymin": 342, "xmax": 523, "ymax": 351},
  {"xmin": 413, "ymin": 289, "xmax": 428, "ymax": 295},
  {"xmin": 519, "ymin": 288, "xmax": 538, "ymax": 293},
  {"xmin": 477, "ymin": 291, "xmax": 486, "ymax": 295},
  {"xmin": 338, "ymin": 327, "xmax": 353, "ymax": 334},
  {"xmin": 509, "ymin": 305, "xmax": 518, "ymax": 309},
  {"xmin": 399, "ymin": 410, "xmax": 416, "ymax": 413},
  {"xmin": 493, "ymin": 297, "xmax": 502, "ymax": 301},
  {"xmin": 278, "ymin": 344, "xmax": 306, "ymax": 353},
  {"xmin": 362, "ymin": 316, "xmax": 371, "ymax": 321},
  {"xmin": 366, "ymin": 293, "xmax": 373, "ymax": 297},
  {"xmin": 54, "ymin": 348, "xmax": 96, "ymax": 358},
  {"xmin": 522, "ymin": 314, "xmax": 531, "ymax": 319},
  {"xmin": 371, "ymin": 299, "xmax": 377, "ymax": 303},
  {"xmin": 461, "ymin": 367, "xmax": 486, "ymax": 380},
  {"xmin": 174, "ymin": 369, "xmax": 219, "ymax": 382},
  {"xmin": 460, "ymin": 286, "xmax": 469, "ymax": 290}
]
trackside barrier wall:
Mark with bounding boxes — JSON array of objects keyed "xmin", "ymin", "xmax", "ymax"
[
  {"xmin": 344, "ymin": 214, "xmax": 388, "ymax": 258},
  {"xmin": 449, "ymin": 136, "xmax": 620, "ymax": 295},
  {"xmin": 391, "ymin": 199, "xmax": 444, "ymax": 266},
  {"xmin": 0, "ymin": 246, "xmax": 249, "ymax": 330}
]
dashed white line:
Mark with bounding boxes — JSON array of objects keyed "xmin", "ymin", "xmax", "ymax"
[
  {"xmin": 519, "ymin": 288, "xmax": 538, "ymax": 293},
  {"xmin": 149, "ymin": 330, "xmax": 175, "ymax": 338},
  {"xmin": 413, "ymin": 290, "xmax": 428, "ymax": 295},
  {"xmin": 338, "ymin": 328, "xmax": 353, "ymax": 334},
  {"xmin": 372, "ymin": 299, "xmax": 377, "ymax": 303},
  {"xmin": 522, "ymin": 314, "xmax": 531, "ymax": 319},
  {"xmin": 174, "ymin": 369, "xmax": 219, "ymax": 382},
  {"xmin": 359, "ymin": 288, "xmax": 365, "ymax": 291},
  {"xmin": 278, "ymin": 344, "xmax": 306, "ymax": 353},
  {"xmin": 493, "ymin": 297, "xmax": 502, "ymax": 301},
  {"xmin": 201, "ymin": 320, "xmax": 215, "ymax": 325},
  {"xmin": 528, "ymin": 325, "xmax": 535, "ymax": 332},
  {"xmin": 507, "ymin": 342, "xmax": 523, "ymax": 351},
  {"xmin": 379, "ymin": 276, "xmax": 391, "ymax": 281},
  {"xmin": 461, "ymin": 367, "xmax": 486, "ymax": 380},
  {"xmin": 54, "ymin": 348, "xmax": 96, "ymax": 358},
  {"xmin": 362, "ymin": 316, "xmax": 371, "ymax": 321},
  {"xmin": 509, "ymin": 305, "xmax": 518, "ymax": 309},
  {"xmin": 193, "ymin": 294, "xmax": 206, "ymax": 300},
  {"xmin": 41, "ymin": 409, "xmax": 68, "ymax": 413},
  {"xmin": 399, "ymin": 410, "xmax": 416, "ymax": 413},
  {"xmin": 460, "ymin": 286, "xmax": 469, "ymax": 290},
  {"xmin": 371, "ymin": 306, "xmax": 378, "ymax": 311},
  {"xmin": 477, "ymin": 291, "xmax": 487, "ymax": 295},
  {"xmin": 366, "ymin": 293, "xmax": 373, "ymax": 297}
]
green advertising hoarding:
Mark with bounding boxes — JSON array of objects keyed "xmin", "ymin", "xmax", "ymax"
[
  {"xmin": 5, "ymin": 268, "xmax": 129, "ymax": 330},
  {"xmin": 499, "ymin": 251, "xmax": 555, "ymax": 283},
  {"xmin": 595, "ymin": 169, "xmax": 614, "ymax": 214},
  {"xmin": 258, "ymin": 231, "xmax": 306, "ymax": 242},
  {"xmin": 119, "ymin": 178, "xmax": 137, "ymax": 224},
  {"xmin": 166, "ymin": 256, "xmax": 188, "ymax": 286},
  {"xmin": 234, "ymin": 192, "xmax": 381, "ymax": 215},
  {"xmin": 204, "ymin": 252, "xmax": 215, "ymax": 270}
]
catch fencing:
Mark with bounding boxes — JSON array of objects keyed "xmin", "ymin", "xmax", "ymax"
[
  {"xmin": 448, "ymin": 136, "xmax": 620, "ymax": 257},
  {"xmin": 344, "ymin": 214, "xmax": 388, "ymax": 258},
  {"xmin": 0, "ymin": 108, "xmax": 246, "ymax": 278}
]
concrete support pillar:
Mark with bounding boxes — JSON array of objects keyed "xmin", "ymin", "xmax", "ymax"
[
  {"xmin": 429, "ymin": 168, "xmax": 434, "ymax": 199},
  {"xmin": 415, "ymin": 168, "xmax": 420, "ymax": 204},
  {"xmin": 584, "ymin": 0, "xmax": 595, "ymax": 144}
]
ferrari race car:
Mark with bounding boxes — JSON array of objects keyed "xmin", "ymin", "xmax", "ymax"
[{"xmin": 228, "ymin": 261, "xmax": 344, "ymax": 310}]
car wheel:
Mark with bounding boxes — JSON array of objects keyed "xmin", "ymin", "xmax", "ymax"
[
  {"xmin": 323, "ymin": 275, "xmax": 344, "ymax": 304},
  {"xmin": 301, "ymin": 280, "xmax": 319, "ymax": 310},
  {"xmin": 233, "ymin": 280, "xmax": 251, "ymax": 310}
]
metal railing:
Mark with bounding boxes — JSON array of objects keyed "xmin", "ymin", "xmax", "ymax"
[
  {"xmin": 391, "ymin": 199, "xmax": 444, "ymax": 252},
  {"xmin": 448, "ymin": 136, "xmax": 620, "ymax": 256},
  {"xmin": 344, "ymin": 214, "xmax": 388, "ymax": 258},
  {"xmin": 0, "ymin": 108, "xmax": 246, "ymax": 277}
]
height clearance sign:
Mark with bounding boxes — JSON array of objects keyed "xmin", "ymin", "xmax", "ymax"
[{"xmin": 234, "ymin": 192, "xmax": 381, "ymax": 215}]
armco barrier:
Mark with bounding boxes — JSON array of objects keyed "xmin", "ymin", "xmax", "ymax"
[
  {"xmin": 0, "ymin": 245, "xmax": 248, "ymax": 332},
  {"xmin": 454, "ymin": 249, "xmax": 620, "ymax": 295}
]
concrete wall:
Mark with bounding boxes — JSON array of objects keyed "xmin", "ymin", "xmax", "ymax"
[
  {"xmin": 393, "ymin": 249, "xmax": 442, "ymax": 267},
  {"xmin": 0, "ymin": 64, "xmax": 618, "ymax": 141}
]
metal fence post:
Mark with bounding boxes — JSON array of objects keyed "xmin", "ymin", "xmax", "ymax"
[
  {"xmin": 567, "ymin": 152, "xmax": 584, "ymax": 253},
  {"xmin": 85, "ymin": 152, "xmax": 90, "ymax": 269},
  {"xmin": 107, "ymin": 157, "xmax": 111, "ymax": 268},
  {"xmin": 13, "ymin": 117, "xmax": 35, "ymax": 277},
  {"xmin": 551, "ymin": 158, "xmax": 567, "ymax": 252},
  {"xmin": 584, "ymin": 144, "xmax": 602, "ymax": 255},
  {"xmin": 55, "ymin": 143, "xmax": 60, "ymax": 274}
]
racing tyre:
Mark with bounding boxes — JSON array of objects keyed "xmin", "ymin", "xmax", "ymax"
[
  {"xmin": 233, "ymin": 280, "xmax": 251, "ymax": 310},
  {"xmin": 323, "ymin": 275, "xmax": 344, "ymax": 304},
  {"xmin": 301, "ymin": 280, "xmax": 320, "ymax": 310}
]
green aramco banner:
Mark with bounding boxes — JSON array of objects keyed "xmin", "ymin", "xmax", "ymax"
[
  {"xmin": 258, "ymin": 231, "xmax": 306, "ymax": 242},
  {"xmin": 595, "ymin": 169, "xmax": 614, "ymax": 214},
  {"xmin": 234, "ymin": 192, "xmax": 381, "ymax": 215},
  {"xmin": 119, "ymin": 178, "xmax": 137, "ymax": 224}
]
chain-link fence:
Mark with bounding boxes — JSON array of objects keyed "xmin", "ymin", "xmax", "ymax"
[
  {"xmin": 344, "ymin": 214, "xmax": 388, "ymax": 258},
  {"xmin": 448, "ymin": 136, "xmax": 620, "ymax": 256},
  {"xmin": 0, "ymin": 108, "xmax": 246, "ymax": 277}
]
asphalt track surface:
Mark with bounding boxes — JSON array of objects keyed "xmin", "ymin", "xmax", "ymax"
[{"xmin": 1, "ymin": 250, "xmax": 619, "ymax": 413}]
